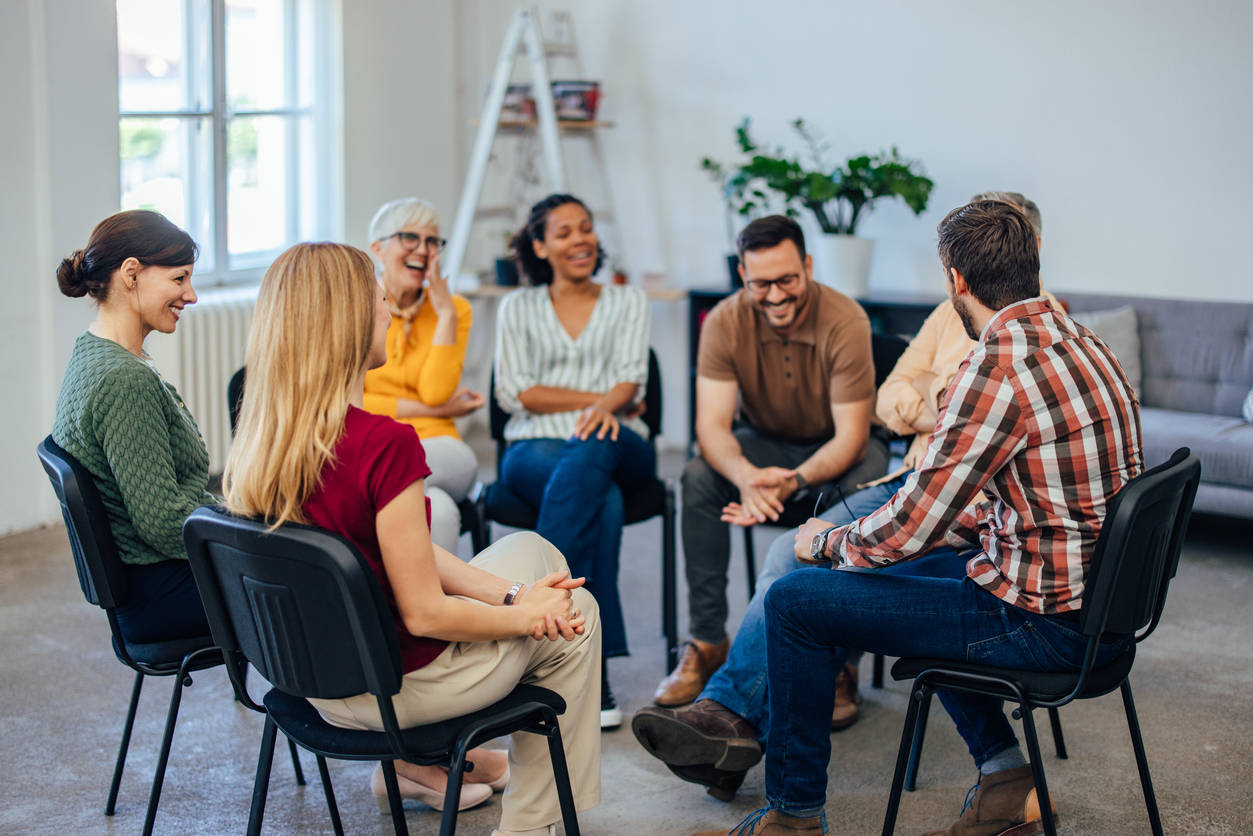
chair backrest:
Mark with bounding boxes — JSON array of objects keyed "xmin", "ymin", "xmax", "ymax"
[
  {"xmin": 228, "ymin": 367, "xmax": 246, "ymax": 437},
  {"xmin": 182, "ymin": 506, "xmax": 404, "ymax": 704},
  {"xmin": 871, "ymin": 332, "xmax": 911, "ymax": 392},
  {"xmin": 36, "ymin": 435, "xmax": 127, "ymax": 609},
  {"xmin": 490, "ymin": 347, "xmax": 664, "ymax": 468},
  {"xmin": 1080, "ymin": 447, "xmax": 1201, "ymax": 638}
]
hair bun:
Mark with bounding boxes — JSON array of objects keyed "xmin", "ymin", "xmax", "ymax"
[{"xmin": 56, "ymin": 250, "xmax": 91, "ymax": 298}]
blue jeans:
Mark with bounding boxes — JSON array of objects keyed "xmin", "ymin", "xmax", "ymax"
[
  {"xmin": 500, "ymin": 427, "xmax": 656, "ymax": 658},
  {"xmin": 702, "ymin": 474, "xmax": 910, "ymax": 744},
  {"xmin": 761, "ymin": 555, "xmax": 1133, "ymax": 817},
  {"xmin": 115, "ymin": 559, "xmax": 211, "ymax": 644}
]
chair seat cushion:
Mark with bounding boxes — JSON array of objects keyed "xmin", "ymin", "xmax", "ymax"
[
  {"xmin": 264, "ymin": 683, "xmax": 567, "ymax": 762},
  {"xmin": 115, "ymin": 633, "xmax": 220, "ymax": 669},
  {"xmin": 890, "ymin": 644, "xmax": 1136, "ymax": 702},
  {"xmin": 485, "ymin": 478, "xmax": 668, "ymax": 529}
]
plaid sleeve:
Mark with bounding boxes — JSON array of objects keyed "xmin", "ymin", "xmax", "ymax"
[{"xmin": 831, "ymin": 353, "xmax": 1029, "ymax": 568}]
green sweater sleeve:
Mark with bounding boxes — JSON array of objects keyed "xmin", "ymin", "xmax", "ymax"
[{"xmin": 92, "ymin": 365, "xmax": 207, "ymax": 560}]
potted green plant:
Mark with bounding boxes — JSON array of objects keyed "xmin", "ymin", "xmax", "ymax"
[{"xmin": 703, "ymin": 118, "xmax": 933, "ymax": 296}]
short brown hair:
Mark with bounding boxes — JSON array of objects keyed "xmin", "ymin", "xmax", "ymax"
[
  {"xmin": 937, "ymin": 200, "xmax": 1040, "ymax": 310},
  {"xmin": 970, "ymin": 191, "xmax": 1042, "ymax": 237},
  {"xmin": 736, "ymin": 215, "xmax": 806, "ymax": 263}
]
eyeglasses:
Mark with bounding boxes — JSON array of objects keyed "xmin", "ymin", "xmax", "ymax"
[
  {"xmin": 389, "ymin": 232, "xmax": 447, "ymax": 253},
  {"xmin": 745, "ymin": 273, "xmax": 802, "ymax": 294}
]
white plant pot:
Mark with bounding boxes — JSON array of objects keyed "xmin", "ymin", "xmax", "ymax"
[{"xmin": 811, "ymin": 234, "xmax": 874, "ymax": 298}]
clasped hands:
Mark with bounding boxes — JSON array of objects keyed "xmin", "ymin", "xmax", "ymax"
[
  {"xmin": 720, "ymin": 466, "xmax": 801, "ymax": 527},
  {"xmin": 512, "ymin": 569, "xmax": 587, "ymax": 641}
]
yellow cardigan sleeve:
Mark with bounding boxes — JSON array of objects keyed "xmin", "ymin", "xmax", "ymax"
[
  {"xmin": 415, "ymin": 295, "xmax": 473, "ymax": 406},
  {"xmin": 875, "ymin": 303, "xmax": 944, "ymax": 437}
]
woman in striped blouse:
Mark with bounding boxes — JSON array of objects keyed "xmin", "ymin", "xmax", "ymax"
[{"xmin": 495, "ymin": 194, "xmax": 655, "ymax": 727}]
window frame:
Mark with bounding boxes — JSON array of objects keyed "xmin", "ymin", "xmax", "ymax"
[{"xmin": 117, "ymin": 0, "xmax": 342, "ymax": 287}]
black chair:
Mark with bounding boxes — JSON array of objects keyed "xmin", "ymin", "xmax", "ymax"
[
  {"xmin": 481, "ymin": 349, "xmax": 679, "ymax": 670},
  {"xmin": 880, "ymin": 448, "xmax": 1201, "ymax": 836},
  {"xmin": 229, "ymin": 365, "xmax": 487, "ymax": 554},
  {"xmin": 35, "ymin": 435, "xmax": 306, "ymax": 836},
  {"xmin": 183, "ymin": 506, "xmax": 581, "ymax": 836}
]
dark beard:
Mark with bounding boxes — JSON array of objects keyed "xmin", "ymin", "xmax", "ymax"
[{"xmin": 953, "ymin": 296, "xmax": 980, "ymax": 341}]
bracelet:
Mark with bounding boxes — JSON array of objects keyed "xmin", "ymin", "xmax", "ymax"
[{"xmin": 503, "ymin": 581, "xmax": 524, "ymax": 606}]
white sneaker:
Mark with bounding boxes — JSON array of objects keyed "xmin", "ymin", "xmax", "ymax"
[{"xmin": 601, "ymin": 677, "xmax": 623, "ymax": 729}]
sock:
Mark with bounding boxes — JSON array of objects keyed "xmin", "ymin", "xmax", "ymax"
[{"xmin": 981, "ymin": 746, "xmax": 1028, "ymax": 774}]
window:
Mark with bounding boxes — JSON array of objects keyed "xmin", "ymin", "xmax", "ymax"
[{"xmin": 118, "ymin": 0, "xmax": 340, "ymax": 283}]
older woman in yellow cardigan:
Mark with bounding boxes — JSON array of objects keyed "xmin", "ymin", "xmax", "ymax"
[{"xmin": 365, "ymin": 198, "xmax": 485, "ymax": 554}]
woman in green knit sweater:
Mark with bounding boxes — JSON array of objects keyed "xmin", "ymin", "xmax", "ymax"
[{"xmin": 52, "ymin": 210, "xmax": 213, "ymax": 643}]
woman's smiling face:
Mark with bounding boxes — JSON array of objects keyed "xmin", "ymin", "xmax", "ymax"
[
  {"xmin": 136, "ymin": 262, "xmax": 197, "ymax": 334},
  {"xmin": 532, "ymin": 202, "xmax": 598, "ymax": 281},
  {"xmin": 373, "ymin": 222, "xmax": 440, "ymax": 302}
]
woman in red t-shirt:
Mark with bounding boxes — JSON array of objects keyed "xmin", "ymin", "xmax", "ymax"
[{"xmin": 225, "ymin": 243, "xmax": 602, "ymax": 835}]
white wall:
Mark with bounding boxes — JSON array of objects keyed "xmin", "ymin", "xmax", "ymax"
[
  {"xmin": 0, "ymin": 0, "xmax": 118, "ymax": 535},
  {"xmin": 341, "ymin": 0, "xmax": 463, "ymax": 249},
  {"xmin": 457, "ymin": 1, "xmax": 1252, "ymax": 302},
  {"xmin": 451, "ymin": 0, "xmax": 1253, "ymax": 446}
]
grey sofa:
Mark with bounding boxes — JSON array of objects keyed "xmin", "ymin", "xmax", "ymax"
[{"xmin": 1063, "ymin": 293, "xmax": 1253, "ymax": 519}]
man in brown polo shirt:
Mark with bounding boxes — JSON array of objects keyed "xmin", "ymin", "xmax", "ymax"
[{"xmin": 654, "ymin": 215, "xmax": 889, "ymax": 706}]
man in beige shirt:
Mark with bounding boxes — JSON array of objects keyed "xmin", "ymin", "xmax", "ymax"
[
  {"xmin": 653, "ymin": 215, "xmax": 889, "ymax": 709},
  {"xmin": 631, "ymin": 192, "xmax": 1049, "ymax": 804}
]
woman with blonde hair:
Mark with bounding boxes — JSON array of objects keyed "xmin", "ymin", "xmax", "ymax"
[
  {"xmin": 365, "ymin": 197, "xmax": 483, "ymax": 554},
  {"xmin": 225, "ymin": 242, "xmax": 602, "ymax": 831}
]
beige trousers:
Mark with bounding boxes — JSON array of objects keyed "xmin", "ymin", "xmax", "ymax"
[{"xmin": 310, "ymin": 531, "xmax": 601, "ymax": 831}]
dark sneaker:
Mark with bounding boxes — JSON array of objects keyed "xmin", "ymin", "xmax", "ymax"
[
  {"xmin": 601, "ymin": 673, "xmax": 623, "ymax": 729},
  {"xmin": 631, "ymin": 698, "xmax": 762, "ymax": 771}
]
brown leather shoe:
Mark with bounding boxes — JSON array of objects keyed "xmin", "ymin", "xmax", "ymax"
[
  {"xmin": 921, "ymin": 766, "xmax": 1059, "ymax": 836},
  {"xmin": 830, "ymin": 662, "xmax": 863, "ymax": 731},
  {"xmin": 664, "ymin": 762, "xmax": 747, "ymax": 802},
  {"xmin": 654, "ymin": 637, "xmax": 730, "ymax": 706},
  {"xmin": 631, "ymin": 698, "xmax": 762, "ymax": 772},
  {"xmin": 693, "ymin": 807, "xmax": 828, "ymax": 836}
]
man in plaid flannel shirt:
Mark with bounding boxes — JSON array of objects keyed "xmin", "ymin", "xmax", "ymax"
[{"xmin": 690, "ymin": 200, "xmax": 1143, "ymax": 836}]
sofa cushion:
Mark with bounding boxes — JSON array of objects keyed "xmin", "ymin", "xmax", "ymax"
[
  {"xmin": 1062, "ymin": 294, "xmax": 1253, "ymax": 418},
  {"xmin": 1139, "ymin": 407, "xmax": 1253, "ymax": 489},
  {"xmin": 1071, "ymin": 305, "xmax": 1141, "ymax": 394},
  {"xmin": 1243, "ymin": 388, "xmax": 1253, "ymax": 422}
]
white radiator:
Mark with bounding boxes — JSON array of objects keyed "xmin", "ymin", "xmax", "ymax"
[{"xmin": 144, "ymin": 286, "xmax": 258, "ymax": 474}]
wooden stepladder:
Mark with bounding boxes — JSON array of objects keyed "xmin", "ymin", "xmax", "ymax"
[{"xmin": 444, "ymin": 8, "xmax": 566, "ymax": 290}]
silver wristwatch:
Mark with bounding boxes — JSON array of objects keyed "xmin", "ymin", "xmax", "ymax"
[
  {"xmin": 503, "ymin": 581, "xmax": 524, "ymax": 605},
  {"xmin": 810, "ymin": 526, "xmax": 839, "ymax": 561}
]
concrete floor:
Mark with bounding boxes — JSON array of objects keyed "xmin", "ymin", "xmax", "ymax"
[{"xmin": 2, "ymin": 447, "xmax": 1251, "ymax": 835}]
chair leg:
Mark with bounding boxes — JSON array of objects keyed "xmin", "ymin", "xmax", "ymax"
[
  {"xmin": 476, "ymin": 493, "xmax": 491, "ymax": 550},
  {"xmin": 380, "ymin": 761, "xmax": 411, "ymax": 836},
  {"xmin": 286, "ymin": 736, "xmax": 306, "ymax": 784},
  {"xmin": 1017, "ymin": 706, "xmax": 1059, "ymax": 836},
  {"xmin": 106, "ymin": 671, "xmax": 144, "ymax": 815},
  {"xmin": 743, "ymin": 527, "xmax": 756, "ymax": 600},
  {"xmin": 904, "ymin": 690, "xmax": 933, "ymax": 792},
  {"xmin": 1121, "ymin": 680, "xmax": 1165, "ymax": 836},
  {"xmin": 1046, "ymin": 706, "xmax": 1068, "ymax": 760},
  {"xmin": 663, "ymin": 484, "xmax": 678, "ymax": 672},
  {"xmin": 872, "ymin": 654, "xmax": 885, "ymax": 689},
  {"xmin": 880, "ymin": 683, "xmax": 926, "ymax": 836},
  {"xmin": 141, "ymin": 667, "xmax": 193, "ymax": 836},
  {"xmin": 439, "ymin": 744, "xmax": 471, "ymax": 836},
  {"xmin": 543, "ymin": 722, "xmax": 581, "ymax": 836},
  {"xmin": 315, "ymin": 755, "xmax": 344, "ymax": 836},
  {"xmin": 247, "ymin": 716, "xmax": 279, "ymax": 836}
]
